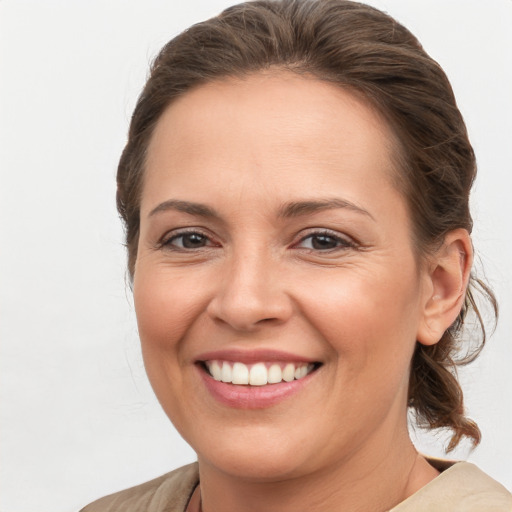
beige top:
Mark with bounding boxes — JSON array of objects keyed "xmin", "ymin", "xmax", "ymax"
[{"xmin": 81, "ymin": 461, "xmax": 512, "ymax": 511}]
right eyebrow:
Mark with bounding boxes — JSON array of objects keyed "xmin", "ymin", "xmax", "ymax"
[{"xmin": 148, "ymin": 199, "xmax": 220, "ymax": 219}]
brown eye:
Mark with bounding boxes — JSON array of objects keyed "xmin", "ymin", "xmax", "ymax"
[
  {"xmin": 309, "ymin": 234, "xmax": 339, "ymax": 250},
  {"xmin": 165, "ymin": 232, "xmax": 211, "ymax": 249},
  {"xmin": 297, "ymin": 232, "xmax": 353, "ymax": 251}
]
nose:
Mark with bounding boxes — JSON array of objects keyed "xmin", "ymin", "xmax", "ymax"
[{"xmin": 206, "ymin": 250, "xmax": 293, "ymax": 332}]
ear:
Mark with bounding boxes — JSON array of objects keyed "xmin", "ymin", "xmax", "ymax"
[{"xmin": 416, "ymin": 229, "xmax": 473, "ymax": 346}]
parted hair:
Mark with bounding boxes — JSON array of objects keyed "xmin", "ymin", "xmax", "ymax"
[{"xmin": 117, "ymin": 0, "xmax": 497, "ymax": 450}]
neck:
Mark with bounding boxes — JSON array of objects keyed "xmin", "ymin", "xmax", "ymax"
[{"xmin": 197, "ymin": 425, "xmax": 439, "ymax": 512}]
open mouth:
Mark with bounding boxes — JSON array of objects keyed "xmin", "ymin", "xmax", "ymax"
[{"xmin": 201, "ymin": 360, "xmax": 321, "ymax": 386}]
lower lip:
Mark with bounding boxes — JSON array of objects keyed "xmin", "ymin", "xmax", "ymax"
[{"xmin": 198, "ymin": 366, "xmax": 314, "ymax": 409}]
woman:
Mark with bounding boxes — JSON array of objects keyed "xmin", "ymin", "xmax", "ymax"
[{"xmin": 82, "ymin": 0, "xmax": 511, "ymax": 510}]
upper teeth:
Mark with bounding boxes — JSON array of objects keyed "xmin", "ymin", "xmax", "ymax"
[{"xmin": 205, "ymin": 361, "xmax": 314, "ymax": 386}]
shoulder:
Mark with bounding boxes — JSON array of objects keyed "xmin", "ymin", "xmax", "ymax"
[
  {"xmin": 392, "ymin": 461, "xmax": 512, "ymax": 512},
  {"xmin": 80, "ymin": 463, "xmax": 199, "ymax": 512}
]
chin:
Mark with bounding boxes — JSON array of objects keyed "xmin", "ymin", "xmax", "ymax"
[
  {"xmin": 199, "ymin": 445, "xmax": 312, "ymax": 482},
  {"xmin": 187, "ymin": 419, "xmax": 328, "ymax": 482}
]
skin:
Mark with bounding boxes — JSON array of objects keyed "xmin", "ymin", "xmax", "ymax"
[{"xmin": 133, "ymin": 72, "xmax": 472, "ymax": 511}]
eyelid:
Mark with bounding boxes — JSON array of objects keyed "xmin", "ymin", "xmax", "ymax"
[
  {"xmin": 292, "ymin": 228, "xmax": 357, "ymax": 250},
  {"xmin": 159, "ymin": 227, "xmax": 220, "ymax": 249},
  {"xmin": 156, "ymin": 226, "xmax": 358, "ymax": 251}
]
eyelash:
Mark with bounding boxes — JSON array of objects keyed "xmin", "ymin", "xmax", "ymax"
[
  {"xmin": 160, "ymin": 229, "xmax": 218, "ymax": 251},
  {"xmin": 159, "ymin": 228, "xmax": 357, "ymax": 253},
  {"xmin": 293, "ymin": 230, "xmax": 357, "ymax": 252}
]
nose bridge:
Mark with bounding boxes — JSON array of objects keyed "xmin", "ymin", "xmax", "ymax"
[{"xmin": 207, "ymin": 240, "xmax": 292, "ymax": 330}]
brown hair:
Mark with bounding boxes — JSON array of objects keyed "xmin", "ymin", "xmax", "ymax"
[{"xmin": 117, "ymin": 0, "xmax": 497, "ymax": 450}]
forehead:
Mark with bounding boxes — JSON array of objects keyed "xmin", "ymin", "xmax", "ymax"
[{"xmin": 142, "ymin": 71, "xmax": 400, "ymax": 217}]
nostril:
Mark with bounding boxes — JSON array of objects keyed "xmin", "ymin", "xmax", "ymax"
[
  {"xmin": 205, "ymin": 266, "xmax": 295, "ymax": 332},
  {"xmin": 206, "ymin": 294, "xmax": 293, "ymax": 331}
]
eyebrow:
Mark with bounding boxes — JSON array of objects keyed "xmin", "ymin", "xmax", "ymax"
[
  {"xmin": 149, "ymin": 199, "xmax": 219, "ymax": 218},
  {"xmin": 148, "ymin": 197, "xmax": 374, "ymax": 220},
  {"xmin": 278, "ymin": 198, "xmax": 375, "ymax": 220}
]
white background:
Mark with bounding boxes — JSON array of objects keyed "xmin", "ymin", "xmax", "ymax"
[{"xmin": 1, "ymin": 1, "xmax": 511, "ymax": 510}]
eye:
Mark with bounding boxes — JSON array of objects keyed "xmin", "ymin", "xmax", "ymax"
[
  {"xmin": 162, "ymin": 230, "xmax": 216, "ymax": 250},
  {"xmin": 296, "ymin": 231, "xmax": 354, "ymax": 251}
]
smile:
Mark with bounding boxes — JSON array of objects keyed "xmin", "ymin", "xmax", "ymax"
[
  {"xmin": 195, "ymin": 350, "xmax": 322, "ymax": 408},
  {"xmin": 205, "ymin": 360, "xmax": 316, "ymax": 386}
]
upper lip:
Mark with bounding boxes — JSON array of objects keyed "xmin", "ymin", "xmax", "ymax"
[{"xmin": 195, "ymin": 349, "xmax": 319, "ymax": 364}]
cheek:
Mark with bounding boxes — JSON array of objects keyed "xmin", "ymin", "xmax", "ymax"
[
  {"xmin": 132, "ymin": 267, "xmax": 212, "ymax": 431},
  {"xmin": 296, "ymin": 264, "xmax": 421, "ymax": 375},
  {"xmin": 133, "ymin": 267, "xmax": 208, "ymax": 354}
]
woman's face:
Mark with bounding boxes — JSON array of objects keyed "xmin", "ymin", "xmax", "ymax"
[{"xmin": 134, "ymin": 72, "xmax": 433, "ymax": 480}]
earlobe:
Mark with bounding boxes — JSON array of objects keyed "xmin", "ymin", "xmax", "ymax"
[{"xmin": 417, "ymin": 229, "xmax": 473, "ymax": 346}]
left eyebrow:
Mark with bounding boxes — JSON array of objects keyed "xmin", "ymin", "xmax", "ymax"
[{"xmin": 278, "ymin": 198, "xmax": 375, "ymax": 221}]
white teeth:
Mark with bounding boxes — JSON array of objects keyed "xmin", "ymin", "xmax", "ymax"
[
  {"xmin": 232, "ymin": 362, "xmax": 249, "ymax": 385},
  {"xmin": 206, "ymin": 360, "xmax": 315, "ymax": 386},
  {"xmin": 267, "ymin": 364, "xmax": 282, "ymax": 384},
  {"xmin": 210, "ymin": 361, "xmax": 222, "ymax": 381},
  {"xmin": 282, "ymin": 363, "xmax": 295, "ymax": 382},
  {"xmin": 249, "ymin": 363, "xmax": 268, "ymax": 386},
  {"xmin": 295, "ymin": 365, "xmax": 308, "ymax": 379},
  {"xmin": 221, "ymin": 361, "xmax": 232, "ymax": 383}
]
